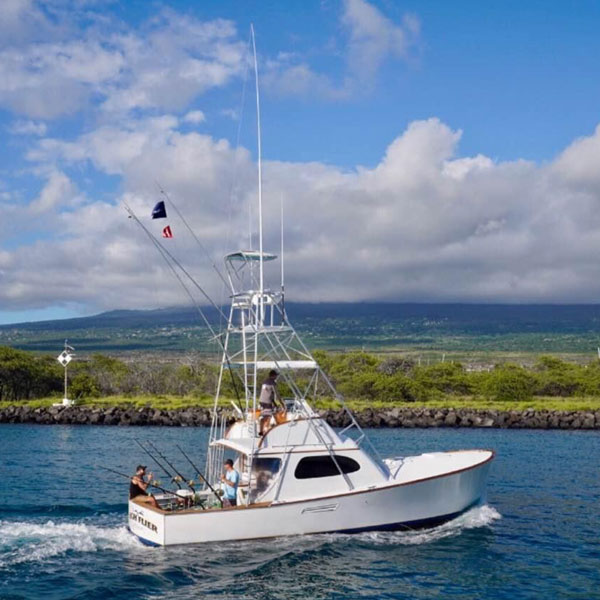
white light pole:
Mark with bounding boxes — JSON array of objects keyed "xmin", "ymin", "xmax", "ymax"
[{"xmin": 56, "ymin": 340, "xmax": 75, "ymax": 407}]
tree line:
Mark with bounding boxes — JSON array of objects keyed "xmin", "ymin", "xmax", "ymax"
[
  {"xmin": 2, "ymin": 345, "xmax": 600, "ymax": 404},
  {"xmin": 312, "ymin": 351, "xmax": 600, "ymax": 403}
]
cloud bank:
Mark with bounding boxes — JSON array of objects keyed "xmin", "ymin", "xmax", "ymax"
[
  {"xmin": 3, "ymin": 115, "xmax": 600, "ymax": 312},
  {"xmin": 1, "ymin": 1, "xmax": 600, "ymax": 318}
]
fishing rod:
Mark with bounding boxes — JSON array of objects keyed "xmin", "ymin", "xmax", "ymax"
[
  {"xmin": 147, "ymin": 440, "xmax": 195, "ymax": 492},
  {"xmin": 135, "ymin": 439, "xmax": 182, "ymax": 489},
  {"xmin": 97, "ymin": 465, "xmax": 181, "ymax": 498},
  {"xmin": 176, "ymin": 443, "xmax": 223, "ymax": 508},
  {"xmin": 124, "ymin": 202, "xmax": 246, "ymax": 414}
]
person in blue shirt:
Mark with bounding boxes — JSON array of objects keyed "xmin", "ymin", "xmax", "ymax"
[{"xmin": 221, "ymin": 459, "xmax": 240, "ymax": 507}]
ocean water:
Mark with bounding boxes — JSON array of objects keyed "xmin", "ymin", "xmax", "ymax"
[{"xmin": 0, "ymin": 425, "xmax": 598, "ymax": 600}]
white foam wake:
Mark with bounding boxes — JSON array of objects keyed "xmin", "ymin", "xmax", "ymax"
[
  {"xmin": 351, "ymin": 504, "xmax": 502, "ymax": 546},
  {"xmin": 0, "ymin": 519, "xmax": 143, "ymax": 567}
]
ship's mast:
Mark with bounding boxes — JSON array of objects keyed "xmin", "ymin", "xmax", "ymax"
[{"xmin": 250, "ymin": 24, "xmax": 264, "ymax": 323}]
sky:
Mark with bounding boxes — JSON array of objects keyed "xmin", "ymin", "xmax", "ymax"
[{"xmin": 2, "ymin": 0, "xmax": 600, "ymax": 324}]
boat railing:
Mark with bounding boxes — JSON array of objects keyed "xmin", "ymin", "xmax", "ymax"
[
  {"xmin": 283, "ymin": 397, "xmax": 305, "ymax": 416},
  {"xmin": 382, "ymin": 456, "xmax": 405, "ymax": 479},
  {"xmin": 206, "ymin": 413, "xmax": 227, "ymax": 491},
  {"xmin": 333, "ymin": 402, "xmax": 390, "ymax": 478}
]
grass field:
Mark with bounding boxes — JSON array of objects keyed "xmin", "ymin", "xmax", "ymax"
[{"xmin": 4, "ymin": 394, "xmax": 599, "ymax": 413}]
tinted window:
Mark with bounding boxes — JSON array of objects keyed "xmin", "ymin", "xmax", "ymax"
[
  {"xmin": 252, "ymin": 458, "xmax": 282, "ymax": 494},
  {"xmin": 252, "ymin": 457, "xmax": 281, "ymax": 476},
  {"xmin": 294, "ymin": 455, "xmax": 361, "ymax": 479}
]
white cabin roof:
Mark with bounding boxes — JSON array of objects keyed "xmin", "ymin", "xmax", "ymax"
[
  {"xmin": 210, "ymin": 437, "xmax": 256, "ymax": 455},
  {"xmin": 229, "ymin": 360, "xmax": 317, "ymax": 370}
]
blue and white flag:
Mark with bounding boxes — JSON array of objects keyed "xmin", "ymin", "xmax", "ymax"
[{"xmin": 151, "ymin": 201, "xmax": 167, "ymax": 219}]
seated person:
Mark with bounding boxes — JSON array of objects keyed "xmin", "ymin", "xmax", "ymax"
[{"xmin": 130, "ymin": 465, "xmax": 160, "ymax": 509}]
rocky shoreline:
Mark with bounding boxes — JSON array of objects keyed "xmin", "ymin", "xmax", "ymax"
[{"xmin": 0, "ymin": 404, "xmax": 599, "ymax": 429}]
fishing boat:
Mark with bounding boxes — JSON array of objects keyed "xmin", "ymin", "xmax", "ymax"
[{"xmin": 127, "ymin": 28, "xmax": 494, "ymax": 547}]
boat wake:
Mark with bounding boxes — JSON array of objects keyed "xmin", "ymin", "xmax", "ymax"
[
  {"xmin": 159, "ymin": 505, "xmax": 503, "ymax": 600},
  {"xmin": 0, "ymin": 519, "xmax": 142, "ymax": 568},
  {"xmin": 1, "ymin": 502, "xmax": 126, "ymax": 518},
  {"xmin": 0, "ymin": 505, "xmax": 500, "ymax": 571},
  {"xmin": 351, "ymin": 504, "xmax": 502, "ymax": 546}
]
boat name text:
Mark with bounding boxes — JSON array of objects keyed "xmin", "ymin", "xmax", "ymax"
[{"xmin": 130, "ymin": 511, "xmax": 158, "ymax": 533}]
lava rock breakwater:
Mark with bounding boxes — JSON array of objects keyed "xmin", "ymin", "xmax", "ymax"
[{"xmin": 0, "ymin": 405, "xmax": 599, "ymax": 429}]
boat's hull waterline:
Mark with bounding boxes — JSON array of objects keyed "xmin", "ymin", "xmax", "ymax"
[{"xmin": 128, "ymin": 449, "xmax": 493, "ymax": 546}]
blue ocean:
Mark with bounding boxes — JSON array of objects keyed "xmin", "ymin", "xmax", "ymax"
[{"xmin": 0, "ymin": 425, "xmax": 598, "ymax": 599}]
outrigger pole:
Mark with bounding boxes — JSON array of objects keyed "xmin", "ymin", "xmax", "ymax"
[
  {"xmin": 176, "ymin": 444, "xmax": 223, "ymax": 508},
  {"xmin": 154, "ymin": 181, "xmax": 232, "ymax": 294},
  {"xmin": 123, "ymin": 201, "xmax": 246, "ymax": 414},
  {"xmin": 124, "ymin": 201, "xmax": 227, "ymax": 322}
]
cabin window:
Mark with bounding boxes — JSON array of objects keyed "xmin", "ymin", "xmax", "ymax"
[
  {"xmin": 252, "ymin": 457, "xmax": 282, "ymax": 494},
  {"xmin": 294, "ymin": 455, "xmax": 361, "ymax": 479}
]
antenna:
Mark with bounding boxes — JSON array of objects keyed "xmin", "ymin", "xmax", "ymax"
[
  {"xmin": 280, "ymin": 193, "xmax": 285, "ymax": 322},
  {"xmin": 250, "ymin": 23, "xmax": 264, "ymax": 323}
]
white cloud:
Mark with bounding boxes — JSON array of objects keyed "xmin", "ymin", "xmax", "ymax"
[
  {"xmin": 0, "ymin": 8, "xmax": 244, "ymax": 119},
  {"xmin": 220, "ymin": 108, "xmax": 239, "ymax": 120},
  {"xmin": 9, "ymin": 119, "xmax": 47, "ymax": 136},
  {"xmin": 4, "ymin": 117, "xmax": 600, "ymax": 313},
  {"xmin": 0, "ymin": 0, "xmax": 58, "ymax": 46},
  {"xmin": 183, "ymin": 110, "xmax": 206, "ymax": 124},
  {"xmin": 263, "ymin": 60, "xmax": 348, "ymax": 100},
  {"xmin": 28, "ymin": 115, "xmax": 180, "ymax": 174},
  {"xmin": 342, "ymin": 0, "xmax": 419, "ymax": 82},
  {"xmin": 443, "ymin": 155, "xmax": 494, "ymax": 180},
  {"xmin": 265, "ymin": 0, "xmax": 420, "ymax": 99},
  {"xmin": 552, "ymin": 124, "xmax": 600, "ymax": 187},
  {"xmin": 28, "ymin": 170, "xmax": 79, "ymax": 214}
]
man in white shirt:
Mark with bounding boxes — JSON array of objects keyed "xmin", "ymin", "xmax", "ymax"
[{"xmin": 258, "ymin": 370, "xmax": 281, "ymax": 436}]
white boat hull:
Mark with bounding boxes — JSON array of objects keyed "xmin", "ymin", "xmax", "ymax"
[{"xmin": 128, "ymin": 449, "xmax": 493, "ymax": 546}]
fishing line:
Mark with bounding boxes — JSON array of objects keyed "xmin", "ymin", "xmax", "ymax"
[
  {"xmin": 154, "ymin": 181, "xmax": 231, "ymax": 293},
  {"xmin": 124, "ymin": 201, "xmax": 227, "ymax": 323},
  {"xmin": 124, "ymin": 202, "xmax": 245, "ymax": 410}
]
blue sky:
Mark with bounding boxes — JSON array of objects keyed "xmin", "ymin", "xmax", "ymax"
[
  {"xmin": 95, "ymin": 0, "xmax": 600, "ymax": 167},
  {"xmin": 1, "ymin": 0, "xmax": 600, "ymax": 324}
]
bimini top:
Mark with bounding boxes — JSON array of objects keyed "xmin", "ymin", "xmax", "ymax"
[{"xmin": 225, "ymin": 250, "xmax": 277, "ymax": 262}]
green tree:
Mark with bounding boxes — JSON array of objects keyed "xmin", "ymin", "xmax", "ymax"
[
  {"xmin": 413, "ymin": 362, "xmax": 472, "ymax": 396},
  {"xmin": 0, "ymin": 346, "xmax": 61, "ymax": 401},
  {"xmin": 479, "ymin": 363, "xmax": 537, "ymax": 402},
  {"xmin": 70, "ymin": 372, "xmax": 101, "ymax": 398}
]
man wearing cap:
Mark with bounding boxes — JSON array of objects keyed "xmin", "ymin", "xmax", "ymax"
[
  {"xmin": 130, "ymin": 465, "xmax": 160, "ymax": 508},
  {"xmin": 220, "ymin": 459, "xmax": 240, "ymax": 507},
  {"xmin": 258, "ymin": 369, "xmax": 281, "ymax": 436}
]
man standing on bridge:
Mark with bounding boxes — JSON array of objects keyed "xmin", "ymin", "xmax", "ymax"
[{"xmin": 259, "ymin": 370, "xmax": 281, "ymax": 436}]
